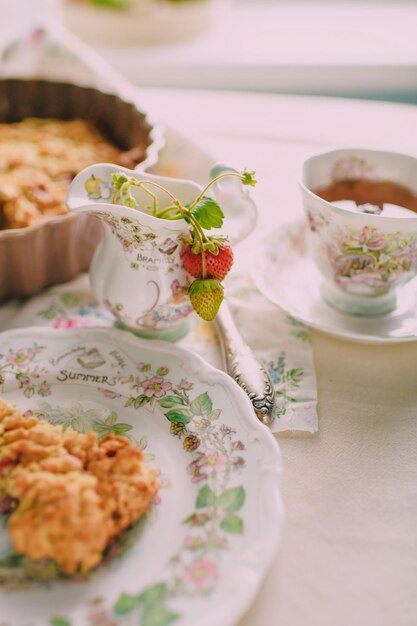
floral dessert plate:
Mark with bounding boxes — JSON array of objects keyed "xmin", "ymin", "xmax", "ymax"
[
  {"xmin": 0, "ymin": 326, "xmax": 283, "ymax": 626},
  {"xmin": 252, "ymin": 222, "xmax": 417, "ymax": 344}
]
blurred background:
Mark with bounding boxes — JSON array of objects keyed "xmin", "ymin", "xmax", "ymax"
[{"xmin": 1, "ymin": 0, "xmax": 416, "ymax": 105}]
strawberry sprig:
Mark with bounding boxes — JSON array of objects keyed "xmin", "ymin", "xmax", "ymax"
[{"xmin": 111, "ymin": 169, "xmax": 257, "ymax": 321}]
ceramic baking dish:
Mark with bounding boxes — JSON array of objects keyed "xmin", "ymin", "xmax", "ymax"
[{"xmin": 0, "ymin": 77, "xmax": 161, "ymax": 300}]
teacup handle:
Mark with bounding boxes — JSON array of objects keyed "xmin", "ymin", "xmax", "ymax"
[{"xmin": 209, "ymin": 163, "xmax": 258, "ymax": 244}]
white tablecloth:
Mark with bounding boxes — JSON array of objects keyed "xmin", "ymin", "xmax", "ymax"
[
  {"xmin": 133, "ymin": 88, "xmax": 417, "ymax": 626},
  {"xmin": 1, "ymin": 61, "xmax": 416, "ymax": 623}
]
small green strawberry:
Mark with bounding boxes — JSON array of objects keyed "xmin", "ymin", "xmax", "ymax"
[{"xmin": 188, "ymin": 279, "xmax": 224, "ymax": 322}]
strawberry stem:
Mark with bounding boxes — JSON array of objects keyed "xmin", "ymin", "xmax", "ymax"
[
  {"xmin": 133, "ymin": 180, "xmax": 179, "ymax": 205},
  {"xmin": 114, "ymin": 178, "xmax": 181, "ymax": 216},
  {"xmin": 131, "ymin": 182, "xmax": 158, "ymax": 215},
  {"xmin": 188, "ymin": 172, "xmax": 243, "ymax": 211},
  {"xmin": 186, "ymin": 213, "xmax": 208, "ymax": 243},
  {"xmin": 110, "ymin": 169, "xmax": 253, "ymax": 294},
  {"xmin": 177, "ymin": 207, "xmax": 208, "ymax": 276},
  {"xmin": 155, "ymin": 205, "xmax": 182, "ymax": 219}
]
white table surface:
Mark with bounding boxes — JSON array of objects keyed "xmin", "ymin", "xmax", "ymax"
[
  {"xmin": 86, "ymin": 2, "xmax": 417, "ymax": 98},
  {"xmin": 4, "ymin": 1, "xmax": 415, "ymax": 98},
  {"xmin": 132, "ymin": 88, "xmax": 417, "ymax": 626}
]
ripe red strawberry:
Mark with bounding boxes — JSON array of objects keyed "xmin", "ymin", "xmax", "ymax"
[
  {"xmin": 182, "ymin": 243, "xmax": 234, "ymax": 281},
  {"xmin": 188, "ymin": 279, "xmax": 224, "ymax": 321}
]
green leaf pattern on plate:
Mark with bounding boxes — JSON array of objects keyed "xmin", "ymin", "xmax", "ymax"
[
  {"xmin": 92, "ymin": 361, "xmax": 248, "ymax": 625},
  {"xmin": 0, "ymin": 343, "xmax": 248, "ymax": 626}
]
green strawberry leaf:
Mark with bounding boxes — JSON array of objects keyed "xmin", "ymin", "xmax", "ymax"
[
  {"xmin": 158, "ymin": 395, "xmax": 184, "ymax": 408},
  {"xmin": 111, "ymin": 423, "xmax": 133, "ymax": 435},
  {"xmin": 137, "ymin": 582, "xmax": 167, "ymax": 606},
  {"xmin": 105, "ymin": 411, "xmax": 118, "ymax": 425},
  {"xmin": 208, "ymin": 408, "xmax": 222, "ymax": 421},
  {"xmin": 37, "ymin": 305, "xmax": 58, "ymax": 320},
  {"xmin": 60, "ymin": 292, "xmax": 80, "ymax": 307},
  {"xmin": 188, "ymin": 278, "xmax": 223, "ymax": 295},
  {"xmin": 50, "ymin": 619, "xmax": 71, "ymax": 626},
  {"xmin": 142, "ymin": 605, "xmax": 178, "ymax": 626},
  {"xmin": 164, "ymin": 409, "xmax": 190, "ymax": 424},
  {"xmin": 112, "ymin": 172, "xmax": 128, "ymax": 189},
  {"xmin": 123, "ymin": 196, "xmax": 137, "ymax": 209},
  {"xmin": 113, "ymin": 593, "xmax": 139, "ymax": 615},
  {"xmin": 220, "ymin": 512, "xmax": 244, "ymax": 534},
  {"xmin": 191, "ymin": 196, "xmax": 224, "ymax": 230},
  {"xmin": 125, "ymin": 395, "xmax": 151, "ymax": 409},
  {"xmin": 190, "ymin": 392, "xmax": 212, "ymax": 416},
  {"xmin": 217, "ymin": 486, "xmax": 246, "ymax": 512},
  {"xmin": 196, "ymin": 484, "xmax": 216, "ymax": 509},
  {"xmin": 92, "ymin": 425, "xmax": 111, "ymax": 437}
]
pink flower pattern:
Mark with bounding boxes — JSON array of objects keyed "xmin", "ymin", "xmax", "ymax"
[
  {"xmin": 142, "ymin": 376, "xmax": 172, "ymax": 398},
  {"xmin": 7, "ymin": 349, "xmax": 35, "ymax": 367},
  {"xmin": 187, "ymin": 453, "xmax": 209, "ymax": 483},
  {"xmin": 52, "ymin": 317, "xmax": 92, "ymax": 329},
  {"xmin": 347, "ymin": 226, "xmax": 386, "ymax": 252},
  {"xmin": 310, "ymin": 209, "xmax": 417, "ymax": 296},
  {"xmin": 183, "ymin": 559, "xmax": 218, "ymax": 590},
  {"xmin": 202, "ymin": 448, "xmax": 228, "ymax": 472},
  {"xmin": 179, "ymin": 378, "xmax": 193, "ymax": 390},
  {"xmin": 0, "ymin": 336, "xmax": 248, "ymax": 621}
]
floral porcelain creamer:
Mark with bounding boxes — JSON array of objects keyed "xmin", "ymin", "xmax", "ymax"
[
  {"xmin": 300, "ymin": 148, "xmax": 417, "ymax": 316},
  {"xmin": 67, "ymin": 164, "xmax": 257, "ymax": 339}
]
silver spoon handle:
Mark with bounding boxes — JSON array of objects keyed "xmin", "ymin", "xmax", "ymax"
[{"xmin": 215, "ymin": 301, "xmax": 276, "ymax": 425}]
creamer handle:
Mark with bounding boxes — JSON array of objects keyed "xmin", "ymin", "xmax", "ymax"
[{"xmin": 209, "ymin": 163, "xmax": 258, "ymax": 244}]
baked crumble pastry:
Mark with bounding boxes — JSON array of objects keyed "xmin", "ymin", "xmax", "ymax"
[
  {"xmin": 0, "ymin": 118, "xmax": 144, "ymax": 230},
  {"xmin": 0, "ymin": 397, "xmax": 159, "ymax": 575}
]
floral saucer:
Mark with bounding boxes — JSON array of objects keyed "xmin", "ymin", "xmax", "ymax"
[
  {"xmin": 0, "ymin": 327, "xmax": 283, "ymax": 626},
  {"xmin": 252, "ymin": 222, "xmax": 417, "ymax": 345}
]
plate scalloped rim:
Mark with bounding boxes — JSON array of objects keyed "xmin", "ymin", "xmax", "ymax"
[{"xmin": 0, "ymin": 325, "xmax": 284, "ymax": 626}]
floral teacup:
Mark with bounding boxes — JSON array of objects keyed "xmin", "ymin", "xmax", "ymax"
[
  {"xmin": 67, "ymin": 163, "xmax": 257, "ymax": 340},
  {"xmin": 300, "ymin": 148, "xmax": 417, "ymax": 316}
]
